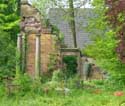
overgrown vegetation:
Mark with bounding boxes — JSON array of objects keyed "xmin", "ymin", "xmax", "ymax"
[
  {"xmin": 0, "ymin": 73, "xmax": 125, "ymax": 106},
  {"xmin": 63, "ymin": 56, "xmax": 77, "ymax": 78},
  {"xmin": 0, "ymin": 0, "xmax": 125, "ymax": 106},
  {"xmin": 0, "ymin": 0, "xmax": 19, "ymax": 79},
  {"xmin": 83, "ymin": 0, "xmax": 125, "ymax": 84}
]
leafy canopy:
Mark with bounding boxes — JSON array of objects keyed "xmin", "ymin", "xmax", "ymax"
[
  {"xmin": 84, "ymin": 0, "xmax": 125, "ymax": 75},
  {"xmin": 0, "ymin": 0, "xmax": 19, "ymax": 78}
]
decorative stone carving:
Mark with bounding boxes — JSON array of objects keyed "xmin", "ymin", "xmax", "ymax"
[
  {"xmin": 20, "ymin": 1, "xmax": 42, "ymax": 34},
  {"xmin": 21, "ymin": 4, "xmax": 41, "ymax": 21}
]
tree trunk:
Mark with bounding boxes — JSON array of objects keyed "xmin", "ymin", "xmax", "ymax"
[{"xmin": 68, "ymin": 0, "xmax": 77, "ymax": 48}]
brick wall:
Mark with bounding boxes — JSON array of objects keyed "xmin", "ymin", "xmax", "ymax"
[
  {"xmin": 26, "ymin": 34, "xmax": 36, "ymax": 77},
  {"xmin": 40, "ymin": 34, "xmax": 56, "ymax": 74},
  {"xmin": 26, "ymin": 34, "xmax": 56, "ymax": 77}
]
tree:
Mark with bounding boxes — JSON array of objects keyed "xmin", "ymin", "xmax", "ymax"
[
  {"xmin": 105, "ymin": 0, "xmax": 125, "ymax": 63},
  {"xmin": 0, "ymin": 0, "xmax": 19, "ymax": 78},
  {"xmin": 32, "ymin": 0, "xmax": 89, "ymax": 48},
  {"xmin": 83, "ymin": 0, "xmax": 125, "ymax": 75},
  {"xmin": 0, "ymin": 0, "xmax": 19, "ymax": 41},
  {"xmin": 68, "ymin": 0, "xmax": 77, "ymax": 47}
]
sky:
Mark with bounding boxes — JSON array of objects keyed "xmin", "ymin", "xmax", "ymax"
[{"xmin": 28, "ymin": 0, "xmax": 92, "ymax": 8}]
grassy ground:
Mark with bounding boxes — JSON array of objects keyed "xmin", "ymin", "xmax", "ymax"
[{"xmin": 0, "ymin": 89, "xmax": 125, "ymax": 106}]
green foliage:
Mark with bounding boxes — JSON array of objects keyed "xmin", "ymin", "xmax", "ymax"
[
  {"xmin": 66, "ymin": 75, "xmax": 84, "ymax": 89},
  {"xmin": 0, "ymin": 31, "xmax": 16, "ymax": 78},
  {"xmin": 0, "ymin": 0, "xmax": 19, "ymax": 78},
  {"xmin": 0, "ymin": 83, "xmax": 6, "ymax": 97},
  {"xmin": 48, "ymin": 53, "xmax": 59, "ymax": 72},
  {"xmin": 30, "ymin": 79, "xmax": 43, "ymax": 95},
  {"xmin": 63, "ymin": 56, "xmax": 77, "ymax": 78},
  {"xmin": 1, "ymin": 74, "xmax": 125, "ymax": 106},
  {"xmin": 40, "ymin": 74, "xmax": 52, "ymax": 83},
  {"xmin": 13, "ymin": 74, "xmax": 42, "ymax": 96},
  {"xmin": 12, "ymin": 73, "xmax": 32, "ymax": 95},
  {"xmin": 51, "ymin": 25, "xmax": 65, "ymax": 46},
  {"xmin": 43, "ymin": 81, "xmax": 59, "ymax": 91},
  {"xmin": 1, "ymin": 86, "xmax": 125, "ymax": 106},
  {"xmin": 83, "ymin": 0, "xmax": 125, "ymax": 76},
  {"xmin": 52, "ymin": 69, "xmax": 64, "ymax": 82},
  {"xmin": 32, "ymin": 0, "xmax": 51, "ymax": 19},
  {"xmin": 84, "ymin": 30, "xmax": 119, "ymax": 72},
  {"xmin": 0, "ymin": 0, "xmax": 19, "ymax": 38}
]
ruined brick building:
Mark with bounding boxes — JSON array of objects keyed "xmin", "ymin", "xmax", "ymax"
[{"xmin": 18, "ymin": 0, "xmax": 103, "ymax": 80}]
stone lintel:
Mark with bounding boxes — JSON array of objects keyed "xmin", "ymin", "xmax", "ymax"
[
  {"xmin": 60, "ymin": 48, "xmax": 81, "ymax": 53},
  {"xmin": 36, "ymin": 33, "xmax": 41, "ymax": 36}
]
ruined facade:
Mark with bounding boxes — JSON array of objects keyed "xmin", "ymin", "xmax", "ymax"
[
  {"xmin": 17, "ymin": 0, "xmax": 104, "ymax": 80},
  {"xmin": 17, "ymin": 0, "xmax": 57, "ymax": 78}
]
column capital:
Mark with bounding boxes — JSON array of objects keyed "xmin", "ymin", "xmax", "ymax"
[{"xmin": 36, "ymin": 33, "xmax": 41, "ymax": 37}]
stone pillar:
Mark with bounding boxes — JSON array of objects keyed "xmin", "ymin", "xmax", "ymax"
[
  {"xmin": 17, "ymin": 34, "xmax": 22, "ymax": 53},
  {"xmin": 35, "ymin": 34, "xmax": 41, "ymax": 79},
  {"xmin": 22, "ymin": 34, "xmax": 27, "ymax": 73},
  {"xmin": 16, "ymin": 33, "xmax": 22, "ymax": 73}
]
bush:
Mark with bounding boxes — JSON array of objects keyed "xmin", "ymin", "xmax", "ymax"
[
  {"xmin": 52, "ymin": 69, "xmax": 64, "ymax": 82},
  {"xmin": 0, "ymin": 83, "xmax": 6, "ymax": 97},
  {"xmin": 103, "ymin": 75, "xmax": 125, "ymax": 91},
  {"xmin": 0, "ymin": 31, "xmax": 16, "ymax": 79},
  {"xmin": 30, "ymin": 79, "xmax": 43, "ymax": 95},
  {"xmin": 63, "ymin": 56, "xmax": 77, "ymax": 78},
  {"xmin": 12, "ymin": 73, "xmax": 32, "ymax": 95}
]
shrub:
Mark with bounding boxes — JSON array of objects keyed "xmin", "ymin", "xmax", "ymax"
[
  {"xmin": 0, "ymin": 83, "xmax": 6, "ymax": 97},
  {"xmin": 30, "ymin": 79, "xmax": 43, "ymax": 95},
  {"xmin": 52, "ymin": 69, "xmax": 64, "ymax": 82},
  {"xmin": 63, "ymin": 56, "xmax": 77, "ymax": 78},
  {"xmin": 12, "ymin": 73, "xmax": 32, "ymax": 95}
]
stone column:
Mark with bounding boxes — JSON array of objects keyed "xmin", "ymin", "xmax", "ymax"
[
  {"xmin": 35, "ymin": 34, "xmax": 41, "ymax": 79},
  {"xmin": 16, "ymin": 33, "xmax": 22, "ymax": 73},
  {"xmin": 22, "ymin": 34, "xmax": 27, "ymax": 73},
  {"xmin": 17, "ymin": 34, "xmax": 22, "ymax": 53}
]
